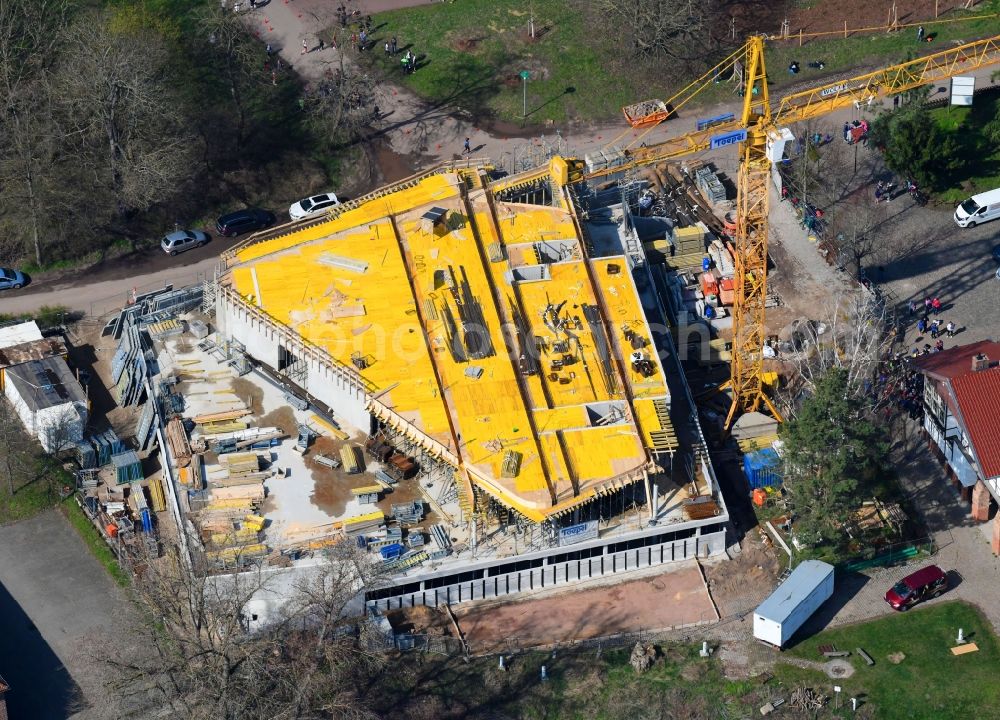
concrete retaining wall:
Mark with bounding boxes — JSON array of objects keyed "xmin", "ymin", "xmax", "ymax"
[{"xmin": 369, "ymin": 528, "xmax": 727, "ymax": 611}]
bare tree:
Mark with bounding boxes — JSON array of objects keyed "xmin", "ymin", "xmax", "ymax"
[
  {"xmin": 196, "ymin": 6, "xmax": 273, "ymax": 152},
  {"xmin": 303, "ymin": 53, "xmax": 382, "ymax": 147},
  {"xmin": 53, "ymin": 11, "xmax": 195, "ymax": 224},
  {"xmin": 0, "ymin": 0, "xmax": 71, "ymax": 265},
  {"xmin": 825, "ymin": 192, "xmax": 893, "ymax": 277},
  {"xmin": 778, "ymin": 290, "xmax": 895, "ymax": 413},
  {"xmin": 783, "ymin": 121, "xmax": 857, "ymax": 210},
  {"xmin": 593, "ymin": 0, "xmax": 719, "ymax": 65},
  {"xmin": 0, "ymin": 398, "xmax": 33, "ymax": 497},
  {"xmin": 102, "ymin": 540, "xmax": 386, "ymax": 720}
]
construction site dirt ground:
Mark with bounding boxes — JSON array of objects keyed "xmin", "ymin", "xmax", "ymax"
[{"xmin": 393, "ymin": 561, "xmax": 719, "ymax": 653}]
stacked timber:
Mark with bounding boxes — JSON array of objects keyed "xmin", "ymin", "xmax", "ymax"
[
  {"xmin": 205, "ymin": 543, "xmax": 268, "ymax": 567},
  {"xmin": 166, "ymin": 416, "xmax": 192, "ymax": 468},
  {"xmin": 193, "ymin": 409, "xmax": 251, "ymax": 425},
  {"xmin": 211, "ymin": 484, "xmax": 265, "ymax": 503},
  {"xmin": 208, "ymin": 526, "xmax": 261, "ymax": 547}
]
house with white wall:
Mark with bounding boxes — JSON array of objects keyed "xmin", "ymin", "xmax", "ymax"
[
  {"xmin": 913, "ymin": 340, "xmax": 1000, "ymax": 550},
  {"xmin": 0, "ymin": 321, "xmax": 86, "ymax": 453}
]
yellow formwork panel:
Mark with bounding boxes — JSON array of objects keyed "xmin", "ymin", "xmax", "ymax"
[
  {"xmin": 488, "ymin": 205, "xmax": 578, "ymax": 248},
  {"xmin": 633, "ymin": 398, "xmax": 665, "ymax": 446},
  {"xmin": 236, "ymin": 174, "xmax": 460, "ymax": 264},
  {"xmin": 534, "ymin": 406, "xmax": 589, "ymax": 432},
  {"xmin": 231, "ymin": 221, "xmax": 454, "ymax": 444},
  {"xmin": 227, "ymin": 170, "xmax": 669, "ymax": 521},
  {"xmin": 590, "ymin": 260, "xmax": 665, "ymax": 400},
  {"xmin": 513, "ymin": 263, "xmax": 612, "ymax": 407},
  {"xmin": 560, "ymin": 427, "xmax": 645, "ymax": 484},
  {"xmin": 398, "ymin": 201, "xmax": 551, "ymax": 497}
]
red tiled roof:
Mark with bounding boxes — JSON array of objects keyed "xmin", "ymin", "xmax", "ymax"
[
  {"xmin": 912, "ymin": 340, "xmax": 1000, "ymax": 381},
  {"xmin": 951, "ymin": 367, "xmax": 1000, "ymax": 480}
]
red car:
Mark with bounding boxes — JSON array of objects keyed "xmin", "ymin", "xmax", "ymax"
[{"xmin": 884, "ymin": 564, "xmax": 948, "ymax": 611}]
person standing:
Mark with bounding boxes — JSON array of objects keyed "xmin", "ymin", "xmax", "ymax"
[
  {"xmin": 385, "ymin": 41, "xmax": 391, "ymax": 57},
  {"xmin": 359, "ymin": 29, "xmax": 367, "ymax": 50},
  {"xmin": 931, "ymin": 297, "xmax": 942, "ymax": 314},
  {"xmin": 946, "ymin": 321, "xmax": 956, "ymax": 337},
  {"xmin": 463, "ymin": 137, "xmax": 471, "ymax": 154},
  {"xmin": 302, "ymin": 39, "xmax": 308, "ymax": 55},
  {"xmin": 391, "ymin": 36, "xmax": 398, "ymax": 54},
  {"xmin": 917, "ymin": 25, "xmax": 925, "ymax": 43},
  {"xmin": 319, "ymin": 37, "xmax": 326, "ymax": 51},
  {"xmin": 908, "ymin": 299, "xmax": 918, "ymax": 315},
  {"xmin": 917, "ymin": 317, "xmax": 927, "ymax": 335}
]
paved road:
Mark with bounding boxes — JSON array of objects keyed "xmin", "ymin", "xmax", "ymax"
[{"xmin": 0, "ymin": 509, "xmax": 133, "ymax": 720}]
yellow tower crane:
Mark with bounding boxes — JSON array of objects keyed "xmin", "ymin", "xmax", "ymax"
[{"xmin": 553, "ymin": 33, "xmax": 1000, "ymax": 429}]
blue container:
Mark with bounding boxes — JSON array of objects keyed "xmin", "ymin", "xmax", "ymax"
[
  {"xmin": 380, "ymin": 543, "xmax": 404, "ymax": 561},
  {"xmin": 702, "ymin": 257, "xmax": 712, "ymax": 272},
  {"xmin": 140, "ymin": 507, "xmax": 154, "ymax": 534},
  {"xmin": 743, "ymin": 448, "xmax": 782, "ymax": 489}
]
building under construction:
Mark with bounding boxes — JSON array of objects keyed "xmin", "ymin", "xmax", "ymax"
[{"xmin": 214, "ymin": 159, "xmax": 728, "ymax": 610}]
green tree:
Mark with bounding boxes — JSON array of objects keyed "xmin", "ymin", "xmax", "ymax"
[
  {"xmin": 779, "ymin": 367, "xmax": 887, "ymax": 550},
  {"xmin": 870, "ymin": 102, "xmax": 961, "ymax": 190}
]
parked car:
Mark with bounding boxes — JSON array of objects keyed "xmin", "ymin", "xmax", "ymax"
[
  {"xmin": 215, "ymin": 208, "xmax": 277, "ymax": 237},
  {"xmin": 160, "ymin": 229, "xmax": 210, "ymax": 256},
  {"xmin": 954, "ymin": 187, "xmax": 1000, "ymax": 228},
  {"xmin": 884, "ymin": 564, "xmax": 948, "ymax": 611},
  {"xmin": 0, "ymin": 267, "xmax": 26, "ymax": 290},
  {"xmin": 289, "ymin": 192, "xmax": 340, "ymax": 220}
]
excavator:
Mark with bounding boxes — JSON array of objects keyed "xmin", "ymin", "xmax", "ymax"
[{"xmin": 546, "ymin": 32, "xmax": 1000, "ymax": 429}]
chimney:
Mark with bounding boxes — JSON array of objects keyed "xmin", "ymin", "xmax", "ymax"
[{"xmin": 972, "ymin": 353, "xmax": 990, "ymax": 372}]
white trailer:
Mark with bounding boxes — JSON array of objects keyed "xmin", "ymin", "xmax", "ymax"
[{"xmin": 753, "ymin": 560, "xmax": 834, "ymax": 648}]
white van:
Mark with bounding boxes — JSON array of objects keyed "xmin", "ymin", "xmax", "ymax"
[{"xmin": 955, "ymin": 188, "xmax": 1000, "ymax": 228}]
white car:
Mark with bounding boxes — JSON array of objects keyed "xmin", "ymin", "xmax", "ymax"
[{"xmin": 289, "ymin": 192, "xmax": 340, "ymax": 220}]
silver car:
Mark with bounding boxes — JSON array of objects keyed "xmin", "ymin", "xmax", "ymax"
[{"xmin": 161, "ymin": 230, "xmax": 209, "ymax": 255}]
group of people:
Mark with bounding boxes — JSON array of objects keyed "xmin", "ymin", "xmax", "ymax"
[
  {"xmin": 877, "ymin": 358, "xmax": 925, "ymax": 422},
  {"xmin": 908, "ymin": 297, "xmax": 958, "ymax": 356},
  {"xmin": 400, "ymin": 50, "xmax": 417, "ymax": 74},
  {"xmin": 843, "ymin": 119, "xmax": 869, "ymax": 145}
]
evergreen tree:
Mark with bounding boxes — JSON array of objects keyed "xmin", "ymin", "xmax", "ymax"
[
  {"xmin": 778, "ymin": 367, "xmax": 888, "ymax": 550},
  {"xmin": 870, "ymin": 101, "xmax": 961, "ymax": 190}
]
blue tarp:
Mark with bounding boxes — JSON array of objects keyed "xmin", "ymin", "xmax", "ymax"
[{"xmin": 744, "ymin": 448, "xmax": 782, "ymax": 489}]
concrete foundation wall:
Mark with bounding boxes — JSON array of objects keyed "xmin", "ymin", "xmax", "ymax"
[
  {"xmin": 217, "ymin": 293, "xmax": 371, "ymax": 431},
  {"xmin": 369, "ymin": 528, "xmax": 727, "ymax": 612}
]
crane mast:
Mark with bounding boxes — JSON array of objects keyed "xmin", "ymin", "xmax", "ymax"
[{"xmin": 725, "ymin": 36, "xmax": 782, "ymax": 428}]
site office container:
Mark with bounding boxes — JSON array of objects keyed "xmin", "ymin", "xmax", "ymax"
[{"xmin": 753, "ymin": 560, "xmax": 835, "ymax": 648}]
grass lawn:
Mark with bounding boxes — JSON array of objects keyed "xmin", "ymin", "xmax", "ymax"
[
  {"xmin": 363, "ymin": 1, "xmax": 1000, "ymax": 125},
  {"xmin": 62, "ymin": 497, "xmax": 131, "ymax": 588},
  {"xmin": 359, "ymin": 0, "xmax": 639, "ymax": 125},
  {"xmin": 778, "ymin": 601, "xmax": 1000, "ymax": 720},
  {"xmin": 929, "ymin": 89, "xmax": 1000, "ymax": 202},
  {"xmin": 0, "ymin": 480, "xmax": 60, "ymax": 525}
]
